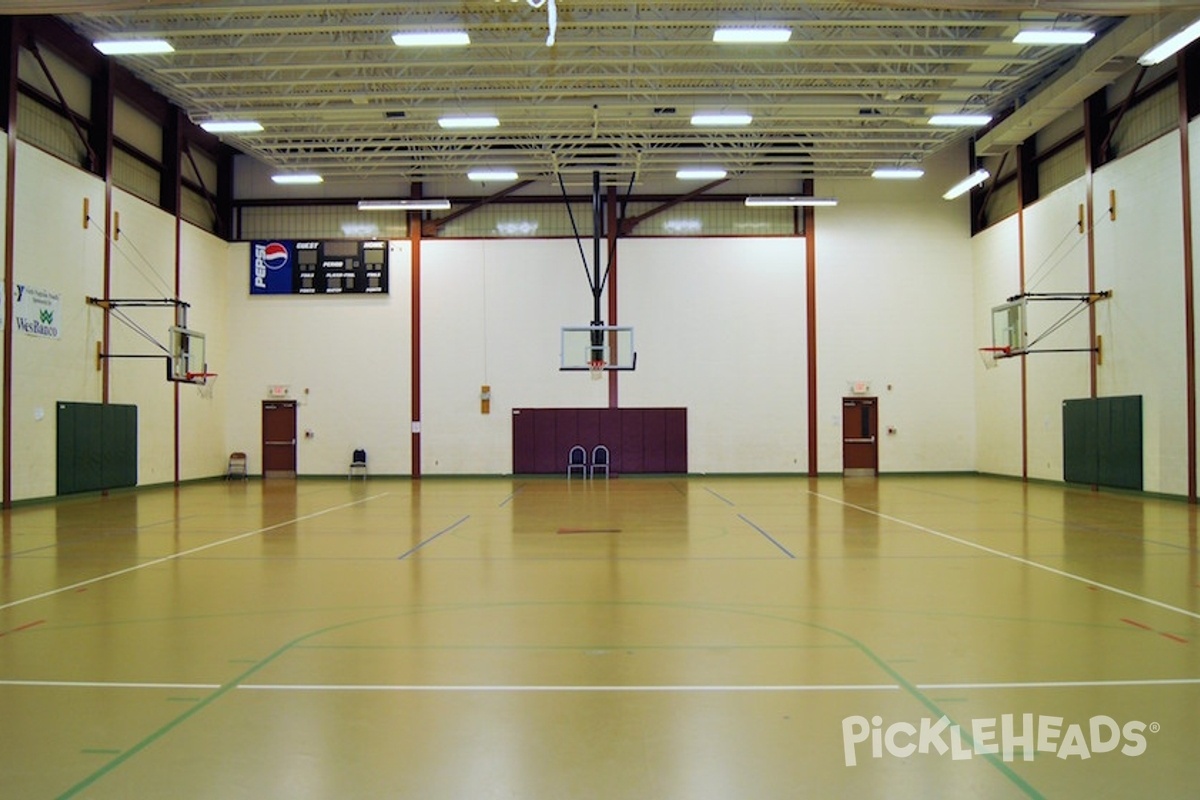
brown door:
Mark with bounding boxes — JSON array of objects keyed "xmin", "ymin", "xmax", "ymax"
[
  {"xmin": 262, "ymin": 401, "xmax": 297, "ymax": 478},
  {"xmin": 842, "ymin": 397, "xmax": 878, "ymax": 476}
]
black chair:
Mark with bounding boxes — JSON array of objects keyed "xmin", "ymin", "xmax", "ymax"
[{"xmin": 349, "ymin": 448, "xmax": 367, "ymax": 479}]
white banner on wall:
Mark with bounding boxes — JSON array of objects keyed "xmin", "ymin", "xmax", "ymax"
[{"xmin": 14, "ymin": 284, "xmax": 61, "ymax": 339}]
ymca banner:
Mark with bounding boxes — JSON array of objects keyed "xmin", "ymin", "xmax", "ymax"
[{"xmin": 14, "ymin": 284, "xmax": 61, "ymax": 339}]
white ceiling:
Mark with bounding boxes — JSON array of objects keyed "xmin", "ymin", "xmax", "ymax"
[{"xmin": 47, "ymin": 1, "xmax": 1199, "ymax": 185}]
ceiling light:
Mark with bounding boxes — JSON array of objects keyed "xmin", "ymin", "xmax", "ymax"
[
  {"xmin": 439, "ymin": 115, "xmax": 500, "ymax": 129},
  {"xmin": 745, "ymin": 196, "xmax": 838, "ymax": 207},
  {"xmin": 1138, "ymin": 17, "xmax": 1200, "ymax": 66},
  {"xmin": 468, "ymin": 169, "xmax": 519, "ymax": 181},
  {"xmin": 929, "ymin": 114, "xmax": 993, "ymax": 127},
  {"xmin": 358, "ymin": 199, "xmax": 451, "ymax": 211},
  {"xmin": 1013, "ymin": 30, "xmax": 1095, "ymax": 45},
  {"xmin": 271, "ymin": 173, "xmax": 324, "ymax": 185},
  {"xmin": 943, "ymin": 169, "xmax": 990, "ymax": 200},
  {"xmin": 392, "ymin": 31, "xmax": 471, "ymax": 47},
  {"xmin": 691, "ymin": 112, "xmax": 753, "ymax": 126},
  {"xmin": 200, "ymin": 120, "xmax": 264, "ymax": 133},
  {"xmin": 676, "ymin": 168, "xmax": 728, "ymax": 180},
  {"xmin": 93, "ymin": 39, "xmax": 174, "ymax": 55},
  {"xmin": 872, "ymin": 167, "xmax": 925, "ymax": 179},
  {"xmin": 712, "ymin": 28, "xmax": 792, "ymax": 44}
]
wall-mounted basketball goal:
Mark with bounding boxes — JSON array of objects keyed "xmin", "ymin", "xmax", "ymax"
[
  {"xmin": 981, "ymin": 291, "xmax": 1111, "ymax": 368},
  {"xmin": 560, "ymin": 325, "xmax": 636, "ymax": 377}
]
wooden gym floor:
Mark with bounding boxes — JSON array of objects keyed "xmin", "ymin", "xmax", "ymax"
[{"xmin": 1, "ymin": 475, "xmax": 1198, "ymax": 799}]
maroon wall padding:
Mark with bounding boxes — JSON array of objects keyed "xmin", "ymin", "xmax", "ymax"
[{"xmin": 512, "ymin": 407, "xmax": 687, "ymax": 474}]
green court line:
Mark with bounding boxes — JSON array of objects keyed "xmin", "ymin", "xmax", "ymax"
[{"xmin": 55, "ymin": 600, "xmax": 1044, "ymax": 799}]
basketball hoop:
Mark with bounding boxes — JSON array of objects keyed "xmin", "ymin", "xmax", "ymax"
[
  {"xmin": 978, "ymin": 346, "xmax": 1011, "ymax": 370},
  {"xmin": 186, "ymin": 372, "xmax": 218, "ymax": 398},
  {"xmin": 589, "ymin": 359, "xmax": 606, "ymax": 381}
]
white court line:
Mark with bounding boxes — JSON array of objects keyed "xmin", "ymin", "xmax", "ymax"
[
  {"xmin": 809, "ymin": 491, "xmax": 1200, "ymax": 623},
  {"xmin": 4, "ymin": 678, "xmax": 1198, "ymax": 692},
  {"xmin": 917, "ymin": 678, "xmax": 1200, "ymax": 690},
  {"xmin": 0, "ymin": 680, "xmax": 221, "ymax": 689},
  {"xmin": 0, "ymin": 492, "xmax": 393, "ymax": 613}
]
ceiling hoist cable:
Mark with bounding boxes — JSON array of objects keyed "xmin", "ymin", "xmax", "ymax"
[{"xmin": 526, "ymin": 0, "xmax": 558, "ymax": 47}]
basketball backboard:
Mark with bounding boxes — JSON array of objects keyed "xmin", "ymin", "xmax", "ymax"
[
  {"xmin": 991, "ymin": 298, "xmax": 1027, "ymax": 354},
  {"xmin": 560, "ymin": 325, "xmax": 636, "ymax": 371},
  {"xmin": 168, "ymin": 326, "xmax": 208, "ymax": 382}
]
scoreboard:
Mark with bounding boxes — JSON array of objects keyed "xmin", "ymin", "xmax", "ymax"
[{"xmin": 251, "ymin": 240, "xmax": 389, "ymax": 295}]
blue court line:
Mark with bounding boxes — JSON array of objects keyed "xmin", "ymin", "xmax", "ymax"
[
  {"xmin": 704, "ymin": 487, "xmax": 736, "ymax": 506},
  {"xmin": 397, "ymin": 516, "xmax": 471, "ymax": 560},
  {"xmin": 738, "ymin": 514, "xmax": 796, "ymax": 559}
]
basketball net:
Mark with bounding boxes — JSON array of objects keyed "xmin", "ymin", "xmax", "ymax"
[
  {"xmin": 978, "ymin": 346, "xmax": 1009, "ymax": 371},
  {"xmin": 589, "ymin": 359, "xmax": 606, "ymax": 381}
]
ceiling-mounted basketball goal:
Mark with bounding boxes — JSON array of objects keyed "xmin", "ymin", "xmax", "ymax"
[{"xmin": 557, "ymin": 169, "xmax": 638, "ymax": 377}]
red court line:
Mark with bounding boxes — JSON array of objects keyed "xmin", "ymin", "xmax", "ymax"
[
  {"xmin": 1119, "ymin": 618, "xmax": 1153, "ymax": 631},
  {"xmin": 0, "ymin": 619, "xmax": 46, "ymax": 637},
  {"xmin": 557, "ymin": 528, "xmax": 622, "ymax": 535},
  {"xmin": 1160, "ymin": 632, "xmax": 1189, "ymax": 644}
]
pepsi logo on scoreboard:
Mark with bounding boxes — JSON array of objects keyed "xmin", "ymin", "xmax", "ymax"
[{"xmin": 250, "ymin": 240, "xmax": 389, "ymax": 295}]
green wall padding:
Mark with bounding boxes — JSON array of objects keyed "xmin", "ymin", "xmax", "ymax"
[
  {"xmin": 1062, "ymin": 395, "xmax": 1142, "ymax": 491},
  {"xmin": 56, "ymin": 402, "xmax": 138, "ymax": 495}
]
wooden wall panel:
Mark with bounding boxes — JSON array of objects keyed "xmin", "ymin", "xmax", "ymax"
[{"xmin": 513, "ymin": 407, "xmax": 687, "ymax": 474}]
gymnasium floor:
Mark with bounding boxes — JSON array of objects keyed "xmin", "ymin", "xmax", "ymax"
[{"xmin": 0, "ymin": 475, "xmax": 1197, "ymax": 799}]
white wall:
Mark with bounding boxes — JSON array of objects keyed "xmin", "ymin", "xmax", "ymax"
[
  {"xmin": 223, "ymin": 241, "xmax": 412, "ymax": 477},
  {"xmin": 1022, "ymin": 178, "xmax": 1092, "ymax": 482},
  {"xmin": 10, "ymin": 113, "xmax": 1200, "ymax": 494},
  {"xmin": 11, "ymin": 143, "xmax": 106, "ymax": 500},
  {"xmin": 971, "ymin": 130, "xmax": 1193, "ymax": 497},
  {"xmin": 1094, "ymin": 133, "xmax": 1188, "ymax": 495},
  {"xmin": 7, "ymin": 143, "xmax": 233, "ymax": 501},
  {"xmin": 973, "ymin": 215, "xmax": 1024, "ymax": 477},
  {"xmin": 420, "ymin": 239, "xmax": 606, "ymax": 474},
  {"xmin": 818, "ymin": 147, "xmax": 977, "ymax": 474},
  {"xmin": 619, "ymin": 237, "xmax": 808, "ymax": 473}
]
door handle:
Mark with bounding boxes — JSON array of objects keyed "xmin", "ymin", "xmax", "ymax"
[
  {"xmin": 265, "ymin": 439, "xmax": 296, "ymax": 446},
  {"xmin": 844, "ymin": 437, "xmax": 875, "ymax": 444}
]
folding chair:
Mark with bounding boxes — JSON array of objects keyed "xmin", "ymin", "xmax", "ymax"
[
  {"xmin": 591, "ymin": 444, "xmax": 610, "ymax": 479},
  {"xmin": 226, "ymin": 452, "xmax": 247, "ymax": 480},
  {"xmin": 567, "ymin": 445, "xmax": 587, "ymax": 479},
  {"xmin": 349, "ymin": 448, "xmax": 368, "ymax": 479}
]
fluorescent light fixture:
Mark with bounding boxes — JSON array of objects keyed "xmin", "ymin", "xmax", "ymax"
[
  {"xmin": 745, "ymin": 196, "xmax": 838, "ymax": 207},
  {"xmin": 392, "ymin": 31, "xmax": 471, "ymax": 47},
  {"xmin": 93, "ymin": 39, "xmax": 174, "ymax": 55},
  {"xmin": 271, "ymin": 173, "xmax": 324, "ymax": 185},
  {"xmin": 872, "ymin": 167, "xmax": 925, "ymax": 179},
  {"xmin": 468, "ymin": 169, "xmax": 519, "ymax": 181},
  {"xmin": 1138, "ymin": 17, "xmax": 1200, "ymax": 66},
  {"xmin": 942, "ymin": 168, "xmax": 990, "ymax": 200},
  {"xmin": 929, "ymin": 114, "xmax": 993, "ymax": 126},
  {"xmin": 200, "ymin": 120, "xmax": 264, "ymax": 134},
  {"xmin": 691, "ymin": 112, "xmax": 753, "ymax": 126},
  {"xmin": 438, "ymin": 115, "xmax": 500, "ymax": 129},
  {"xmin": 713, "ymin": 27, "xmax": 792, "ymax": 44},
  {"xmin": 358, "ymin": 199, "xmax": 451, "ymax": 211},
  {"xmin": 1013, "ymin": 30, "xmax": 1095, "ymax": 45},
  {"xmin": 676, "ymin": 168, "xmax": 728, "ymax": 180}
]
